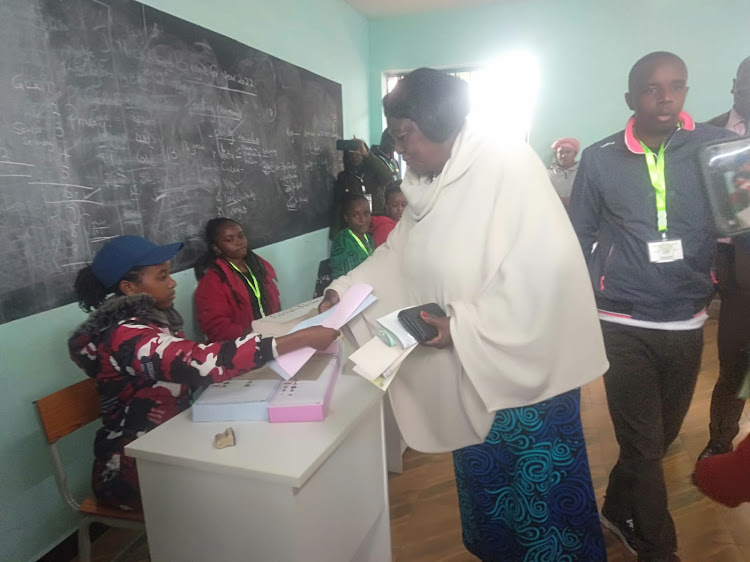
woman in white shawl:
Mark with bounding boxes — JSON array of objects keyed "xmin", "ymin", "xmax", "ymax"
[{"xmin": 320, "ymin": 69, "xmax": 609, "ymax": 560}]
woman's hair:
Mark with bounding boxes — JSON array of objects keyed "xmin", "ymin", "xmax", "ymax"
[
  {"xmin": 382, "ymin": 68, "xmax": 470, "ymax": 143},
  {"xmin": 194, "ymin": 217, "xmax": 235, "ymax": 280},
  {"xmin": 384, "ymin": 181, "xmax": 403, "ymax": 204},
  {"xmin": 193, "ymin": 217, "xmax": 270, "ymax": 312},
  {"xmin": 73, "ymin": 265, "xmax": 146, "ymax": 312},
  {"xmin": 343, "ymin": 192, "xmax": 369, "ymax": 216}
]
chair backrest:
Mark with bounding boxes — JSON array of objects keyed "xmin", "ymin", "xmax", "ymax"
[
  {"xmin": 35, "ymin": 378, "xmax": 100, "ymax": 444},
  {"xmin": 314, "ymin": 259, "xmax": 332, "ymax": 298}
]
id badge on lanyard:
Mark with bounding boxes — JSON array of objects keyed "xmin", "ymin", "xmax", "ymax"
[{"xmin": 641, "ymin": 141, "xmax": 683, "ymax": 263}]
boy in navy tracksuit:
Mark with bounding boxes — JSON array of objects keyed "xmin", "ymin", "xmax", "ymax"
[{"xmin": 570, "ymin": 52, "xmax": 734, "ymax": 562}]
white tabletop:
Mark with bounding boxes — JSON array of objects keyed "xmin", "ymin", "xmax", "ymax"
[{"xmin": 125, "ymin": 373, "xmax": 383, "ymax": 488}]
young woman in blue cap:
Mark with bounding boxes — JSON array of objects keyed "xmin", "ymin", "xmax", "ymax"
[{"xmin": 69, "ymin": 235, "xmax": 337, "ymax": 511}]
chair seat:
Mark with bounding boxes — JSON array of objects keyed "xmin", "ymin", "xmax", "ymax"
[{"xmin": 79, "ymin": 495, "xmax": 145, "ymax": 523}]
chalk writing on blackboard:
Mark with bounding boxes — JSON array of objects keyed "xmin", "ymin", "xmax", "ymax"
[{"xmin": 0, "ymin": 0, "xmax": 342, "ymax": 323}]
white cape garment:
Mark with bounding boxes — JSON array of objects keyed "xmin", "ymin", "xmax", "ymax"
[{"xmin": 330, "ymin": 124, "xmax": 609, "ymax": 453}]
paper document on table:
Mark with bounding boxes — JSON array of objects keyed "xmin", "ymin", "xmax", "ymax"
[{"xmin": 270, "ymin": 284, "xmax": 375, "ymax": 379}]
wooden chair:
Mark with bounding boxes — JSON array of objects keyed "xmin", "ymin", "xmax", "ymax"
[{"xmin": 34, "ymin": 378, "xmax": 145, "ymax": 562}]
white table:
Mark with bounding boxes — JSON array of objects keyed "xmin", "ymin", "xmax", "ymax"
[{"xmin": 126, "ymin": 374, "xmax": 391, "ymax": 562}]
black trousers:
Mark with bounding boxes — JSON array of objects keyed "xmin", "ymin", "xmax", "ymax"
[
  {"xmin": 710, "ymin": 289, "xmax": 750, "ymax": 447},
  {"xmin": 600, "ymin": 321, "xmax": 703, "ymax": 558}
]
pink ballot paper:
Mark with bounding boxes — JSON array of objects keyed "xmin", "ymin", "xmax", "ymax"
[{"xmin": 271, "ymin": 283, "xmax": 374, "ymax": 379}]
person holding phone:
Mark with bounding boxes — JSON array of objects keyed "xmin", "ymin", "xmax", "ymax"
[
  {"xmin": 320, "ymin": 69, "xmax": 608, "ymax": 561},
  {"xmin": 330, "ymin": 138, "xmax": 394, "ymax": 238}
]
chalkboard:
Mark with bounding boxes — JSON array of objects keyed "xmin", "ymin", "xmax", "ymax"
[{"xmin": 0, "ymin": 0, "xmax": 342, "ymax": 324}]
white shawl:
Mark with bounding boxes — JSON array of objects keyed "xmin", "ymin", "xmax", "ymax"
[{"xmin": 331, "ymin": 124, "xmax": 608, "ymax": 453}]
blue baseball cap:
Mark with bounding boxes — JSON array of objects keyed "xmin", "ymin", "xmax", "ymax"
[{"xmin": 91, "ymin": 235, "xmax": 183, "ymax": 289}]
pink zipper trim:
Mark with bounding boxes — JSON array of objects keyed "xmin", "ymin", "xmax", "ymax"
[
  {"xmin": 624, "ymin": 111, "xmax": 696, "ymax": 154},
  {"xmin": 598, "ymin": 309, "xmax": 633, "ymax": 319}
]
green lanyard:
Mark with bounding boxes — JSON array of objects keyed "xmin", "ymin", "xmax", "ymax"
[
  {"xmin": 347, "ymin": 229, "xmax": 372, "ymax": 257},
  {"xmin": 228, "ymin": 261, "xmax": 265, "ymax": 317},
  {"xmin": 639, "ymin": 141, "xmax": 667, "ymax": 232}
]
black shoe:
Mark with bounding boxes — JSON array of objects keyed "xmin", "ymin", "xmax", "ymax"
[
  {"xmin": 600, "ymin": 509, "xmax": 638, "ymax": 555},
  {"xmin": 698, "ymin": 442, "xmax": 732, "ymax": 461}
]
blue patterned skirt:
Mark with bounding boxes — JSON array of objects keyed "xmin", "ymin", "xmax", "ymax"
[{"xmin": 452, "ymin": 388, "xmax": 606, "ymax": 561}]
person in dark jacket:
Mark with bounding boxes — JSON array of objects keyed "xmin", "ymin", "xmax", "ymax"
[
  {"xmin": 705, "ymin": 56, "xmax": 750, "ymax": 133},
  {"xmin": 700, "ymin": 56, "xmax": 750, "ymax": 461},
  {"xmin": 569, "ymin": 51, "xmax": 735, "ymax": 562},
  {"xmin": 330, "ymin": 139, "xmax": 394, "ymax": 238},
  {"xmin": 194, "ymin": 218, "xmax": 281, "ymax": 342},
  {"xmin": 69, "ymin": 235, "xmax": 338, "ymax": 511},
  {"xmin": 370, "ymin": 128, "xmax": 401, "ymax": 182}
]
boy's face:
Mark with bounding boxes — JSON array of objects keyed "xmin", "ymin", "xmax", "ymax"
[{"xmin": 626, "ymin": 58, "xmax": 688, "ymax": 136}]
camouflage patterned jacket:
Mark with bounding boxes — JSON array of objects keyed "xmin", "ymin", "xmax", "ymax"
[{"xmin": 68, "ymin": 293, "xmax": 272, "ymax": 510}]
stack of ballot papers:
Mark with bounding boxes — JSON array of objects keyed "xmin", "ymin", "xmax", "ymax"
[{"xmin": 268, "ymin": 283, "xmax": 376, "ymax": 380}]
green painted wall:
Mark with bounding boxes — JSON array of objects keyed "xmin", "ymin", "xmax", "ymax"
[
  {"xmin": 0, "ymin": 0, "xmax": 369, "ymax": 559},
  {"xmin": 368, "ymin": 0, "xmax": 750, "ymax": 163},
  {"xmin": 10, "ymin": 0, "xmax": 750, "ymax": 559}
]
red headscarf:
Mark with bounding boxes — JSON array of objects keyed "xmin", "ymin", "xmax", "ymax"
[{"xmin": 551, "ymin": 137, "xmax": 580, "ymax": 153}]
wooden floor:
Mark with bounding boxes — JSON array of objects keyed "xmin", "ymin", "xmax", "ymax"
[
  {"xmin": 85, "ymin": 320, "xmax": 750, "ymax": 562},
  {"xmin": 388, "ymin": 320, "xmax": 750, "ymax": 562}
]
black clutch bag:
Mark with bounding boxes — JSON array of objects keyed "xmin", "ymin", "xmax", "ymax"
[{"xmin": 397, "ymin": 303, "xmax": 447, "ymax": 344}]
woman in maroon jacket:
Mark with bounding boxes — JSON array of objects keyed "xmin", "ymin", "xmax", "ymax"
[{"xmin": 194, "ymin": 218, "xmax": 282, "ymax": 342}]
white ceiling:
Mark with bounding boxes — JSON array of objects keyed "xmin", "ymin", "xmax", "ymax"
[{"xmin": 345, "ymin": 0, "xmax": 503, "ymax": 18}]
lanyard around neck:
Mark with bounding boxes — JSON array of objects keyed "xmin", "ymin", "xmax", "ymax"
[
  {"xmin": 347, "ymin": 229, "xmax": 371, "ymax": 257},
  {"xmin": 639, "ymin": 141, "xmax": 667, "ymax": 232},
  {"xmin": 227, "ymin": 260, "xmax": 265, "ymax": 317}
]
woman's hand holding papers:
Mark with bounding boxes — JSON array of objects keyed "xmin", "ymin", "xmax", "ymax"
[{"xmin": 318, "ymin": 289, "xmax": 340, "ymax": 313}]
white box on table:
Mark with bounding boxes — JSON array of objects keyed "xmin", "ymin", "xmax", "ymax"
[{"xmin": 192, "ymin": 378, "xmax": 280, "ymax": 422}]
